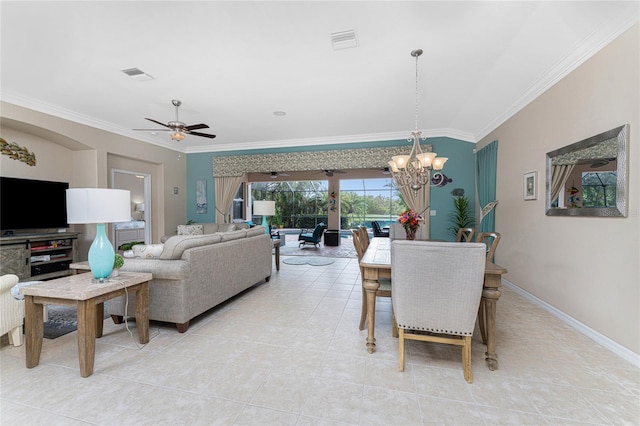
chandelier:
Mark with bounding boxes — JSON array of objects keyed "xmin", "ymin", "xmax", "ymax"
[{"xmin": 389, "ymin": 49, "xmax": 447, "ymax": 194}]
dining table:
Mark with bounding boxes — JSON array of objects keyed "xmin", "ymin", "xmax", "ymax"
[{"xmin": 359, "ymin": 237, "xmax": 508, "ymax": 370}]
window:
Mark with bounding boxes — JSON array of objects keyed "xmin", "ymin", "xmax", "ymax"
[
  {"xmin": 251, "ymin": 181, "xmax": 328, "ymax": 228},
  {"xmin": 340, "ymin": 178, "xmax": 405, "ymax": 229},
  {"xmin": 231, "ymin": 183, "xmax": 244, "ymax": 220},
  {"xmin": 582, "ymin": 171, "xmax": 617, "ymax": 208}
]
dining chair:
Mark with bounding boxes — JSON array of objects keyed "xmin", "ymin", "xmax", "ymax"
[
  {"xmin": 391, "ymin": 240, "xmax": 486, "ymax": 382},
  {"xmin": 455, "ymin": 227, "xmax": 475, "ymax": 242},
  {"xmin": 474, "ymin": 231, "xmax": 501, "ymax": 344},
  {"xmin": 352, "ymin": 229, "xmax": 396, "ymax": 336},
  {"xmin": 475, "ymin": 232, "xmax": 501, "ymax": 261}
]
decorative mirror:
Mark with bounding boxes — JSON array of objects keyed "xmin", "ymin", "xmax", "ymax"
[{"xmin": 545, "ymin": 124, "xmax": 629, "ymax": 217}]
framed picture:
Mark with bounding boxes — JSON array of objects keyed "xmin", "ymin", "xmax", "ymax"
[
  {"xmin": 523, "ymin": 171, "xmax": 537, "ymax": 200},
  {"xmin": 196, "ymin": 179, "xmax": 207, "ymax": 213}
]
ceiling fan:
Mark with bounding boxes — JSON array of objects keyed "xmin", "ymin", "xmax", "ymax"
[
  {"xmin": 316, "ymin": 169, "xmax": 347, "ymax": 177},
  {"xmin": 134, "ymin": 100, "xmax": 216, "ymax": 140},
  {"xmin": 260, "ymin": 171, "xmax": 290, "ymax": 179}
]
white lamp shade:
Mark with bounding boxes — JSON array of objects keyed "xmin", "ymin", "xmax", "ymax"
[
  {"xmin": 66, "ymin": 188, "xmax": 131, "ymax": 224},
  {"xmin": 253, "ymin": 200, "xmax": 275, "ymax": 216}
]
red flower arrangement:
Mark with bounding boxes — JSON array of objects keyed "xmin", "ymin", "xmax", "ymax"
[{"xmin": 398, "ymin": 209, "xmax": 421, "ymax": 240}]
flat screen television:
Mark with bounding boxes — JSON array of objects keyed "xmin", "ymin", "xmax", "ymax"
[{"xmin": 1, "ymin": 176, "xmax": 69, "ymax": 233}]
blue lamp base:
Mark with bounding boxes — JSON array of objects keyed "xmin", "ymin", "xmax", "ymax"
[
  {"xmin": 261, "ymin": 215, "xmax": 269, "ymax": 234},
  {"xmin": 88, "ymin": 223, "xmax": 115, "ymax": 281}
]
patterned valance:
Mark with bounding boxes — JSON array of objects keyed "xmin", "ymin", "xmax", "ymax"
[{"xmin": 212, "ymin": 144, "xmax": 431, "ymax": 177}]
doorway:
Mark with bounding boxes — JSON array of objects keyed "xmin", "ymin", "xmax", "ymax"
[{"xmin": 111, "ymin": 169, "xmax": 152, "ymax": 245}]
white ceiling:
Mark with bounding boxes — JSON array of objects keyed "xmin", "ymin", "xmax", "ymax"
[{"xmin": 1, "ymin": 1, "xmax": 638, "ymax": 153}]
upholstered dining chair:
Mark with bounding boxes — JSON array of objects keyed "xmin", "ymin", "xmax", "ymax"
[
  {"xmin": 1, "ymin": 274, "xmax": 24, "ymax": 347},
  {"xmin": 352, "ymin": 229, "xmax": 396, "ymax": 336},
  {"xmin": 391, "ymin": 240, "xmax": 486, "ymax": 383},
  {"xmin": 455, "ymin": 227, "xmax": 475, "ymax": 242}
]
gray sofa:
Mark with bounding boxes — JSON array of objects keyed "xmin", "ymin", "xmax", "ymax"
[{"xmin": 108, "ymin": 225, "xmax": 272, "ymax": 332}]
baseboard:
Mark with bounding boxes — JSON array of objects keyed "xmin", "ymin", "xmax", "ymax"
[{"xmin": 502, "ymin": 279, "xmax": 640, "ymax": 368}]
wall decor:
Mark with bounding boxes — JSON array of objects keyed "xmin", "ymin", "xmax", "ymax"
[
  {"xmin": 545, "ymin": 124, "xmax": 629, "ymax": 217},
  {"xmin": 196, "ymin": 179, "xmax": 207, "ymax": 213},
  {"xmin": 523, "ymin": 171, "xmax": 537, "ymax": 200},
  {"xmin": 0, "ymin": 137, "xmax": 36, "ymax": 166}
]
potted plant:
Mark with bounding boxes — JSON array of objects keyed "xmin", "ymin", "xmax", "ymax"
[
  {"xmin": 111, "ymin": 253, "xmax": 124, "ymax": 277},
  {"xmin": 447, "ymin": 195, "xmax": 475, "ymax": 239}
]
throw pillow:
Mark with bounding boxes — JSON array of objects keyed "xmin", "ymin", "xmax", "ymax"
[
  {"xmin": 131, "ymin": 243, "xmax": 165, "ymax": 259},
  {"xmin": 177, "ymin": 224, "xmax": 204, "ymax": 236}
]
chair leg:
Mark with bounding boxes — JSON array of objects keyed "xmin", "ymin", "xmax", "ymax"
[
  {"xmin": 8, "ymin": 325, "xmax": 24, "ymax": 347},
  {"xmin": 391, "ymin": 309, "xmax": 398, "ymax": 338},
  {"xmin": 462, "ymin": 336, "xmax": 472, "ymax": 383},
  {"xmin": 359, "ymin": 288, "xmax": 367, "ymax": 330},
  {"xmin": 398, "ymin": 328, "xmax": 406, "ymax": 372}
]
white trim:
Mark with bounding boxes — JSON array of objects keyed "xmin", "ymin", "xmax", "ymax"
[{"xmin": 502, "ymin": 279, "xmax": 640, "ymax": 368}]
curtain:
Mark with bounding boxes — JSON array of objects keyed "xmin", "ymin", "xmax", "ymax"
[
  {"xmin": 475, "ymin": 140, "xmax": 498, "ymax": 233},
  {"xmin": 550, "ymin": 164, "xmax": 575, "ymax": 205},
  {"xmin": 214, "ymin": 175, "xmax": 245, "ymax": 223},
  {"xmin": 397, "ymin": 182, "xmax": 430, "ymax": 239}
]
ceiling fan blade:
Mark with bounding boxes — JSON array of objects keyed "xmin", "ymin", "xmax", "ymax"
[
  {"xmin": 188, "ymin": 131, "xmax": 216, "ymax": 139},
  {"xmin": 145, "ymin": 118, "xmax": 171, "ymax": 128},
  {"xmin": 185, "ymin": 123, "xmax": 209, "ymax": 131},
  {"xmin": 133, "ymin": 128, "xmax": 172, "ymax": 132}
]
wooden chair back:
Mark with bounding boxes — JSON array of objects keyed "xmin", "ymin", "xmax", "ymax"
[
  {"xmin": 475, "ymin": 232, "xmax": 501, "ymax": 261},
  {"xmin": 455, "ymin": 228, "xmax": 475, "ymax": 242}
]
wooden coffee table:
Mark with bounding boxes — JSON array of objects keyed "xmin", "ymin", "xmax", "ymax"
[{"xmin": 20, "ymin": 271, "xmax": 152, "ymax": 377}]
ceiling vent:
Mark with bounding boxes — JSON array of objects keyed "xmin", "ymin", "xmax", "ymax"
[
  {"xmin": 121, "ymin": 67, "xmax": 154, "ymax": 81},
  {"xmin": 330, "ymin": 30, "xmax": 359, "ymax": 50}
]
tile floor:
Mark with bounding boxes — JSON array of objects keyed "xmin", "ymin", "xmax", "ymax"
[{"xmin": 1, "ymin": 256, "xmax": 639, "ymax": 425}]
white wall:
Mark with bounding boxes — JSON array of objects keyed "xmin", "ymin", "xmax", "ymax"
[{"xmin": 477, "ymin": 23, "xmax": 639, "ymax": 355}]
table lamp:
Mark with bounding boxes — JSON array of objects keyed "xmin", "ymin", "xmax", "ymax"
[
  {"xmin": 66, "ymin": 188, "xmax": 131, "ymax": 281},
  {"xmin": 253, "ymin": 200, "xmax": 275, "ymax": 234}
]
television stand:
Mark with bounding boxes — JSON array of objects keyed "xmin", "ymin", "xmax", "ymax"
[{"xmin": 0, "ymin": 232, "xmax": 80, "ymax": 281}]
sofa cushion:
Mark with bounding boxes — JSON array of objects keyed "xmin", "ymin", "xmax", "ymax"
[
  {"xmin": 207, "ymin": 223, "xmax": 236, "ymax": 233},
  {"xmin": 160, "ymin": 234, "xmax": 222, "ymax": 260},
  {"xmin": 120, "ymin": 258, "xmax": 191, "ymax": 280},
  {"xmin": 218, "ymin": 229, "xmax": 247, "ymax": 241},
  {"xmin": 177, "ymin": 224, "xmax": 204, "ymax": 236},
  {"xmin": 246, "ymin": 226, "xmax": 267, "ymax": 237}
]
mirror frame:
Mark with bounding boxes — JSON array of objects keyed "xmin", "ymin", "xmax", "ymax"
[{"xmin": 545, "ymin": 124, "xmax": 629, "ymax": 217}]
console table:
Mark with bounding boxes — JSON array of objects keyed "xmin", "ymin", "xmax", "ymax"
[{"xmin": 20, "ymin": 271, "xmax": 152, "ymax": 377}]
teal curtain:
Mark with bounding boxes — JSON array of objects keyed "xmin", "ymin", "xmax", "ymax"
[{"xmin": 476, "ymin": 140, "xmax": 498, "ymax": 233}]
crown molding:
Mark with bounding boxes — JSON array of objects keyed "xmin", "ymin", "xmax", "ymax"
[{"xmin": 475, "ymin": 12, "xmax": 639, "ymax": 142}]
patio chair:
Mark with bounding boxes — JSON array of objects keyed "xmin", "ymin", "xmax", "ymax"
[
  {"xmin": 298, "ymin": 223, "xmax": 327, "ymax": 247},
  {"xmin": 372, "ymin": 221, "xmax": 390, "ymax": 238}
]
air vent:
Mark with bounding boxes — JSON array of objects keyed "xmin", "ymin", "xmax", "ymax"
[
  {"xmin": 121, "ymin": 67, "xmax": 154, "ymax": 81},
  {"xmin": 330, "ymin": 30, "xmax": 358, "ymax": 50}
]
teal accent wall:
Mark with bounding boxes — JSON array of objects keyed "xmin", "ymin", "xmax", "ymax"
[
  {"xmin": 187, "ymin": 137, "xmax": 477, "ymax": 240},
  {"xmin": 187, "ymin": 154, "xmax": 217, "ymax": 223}
]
